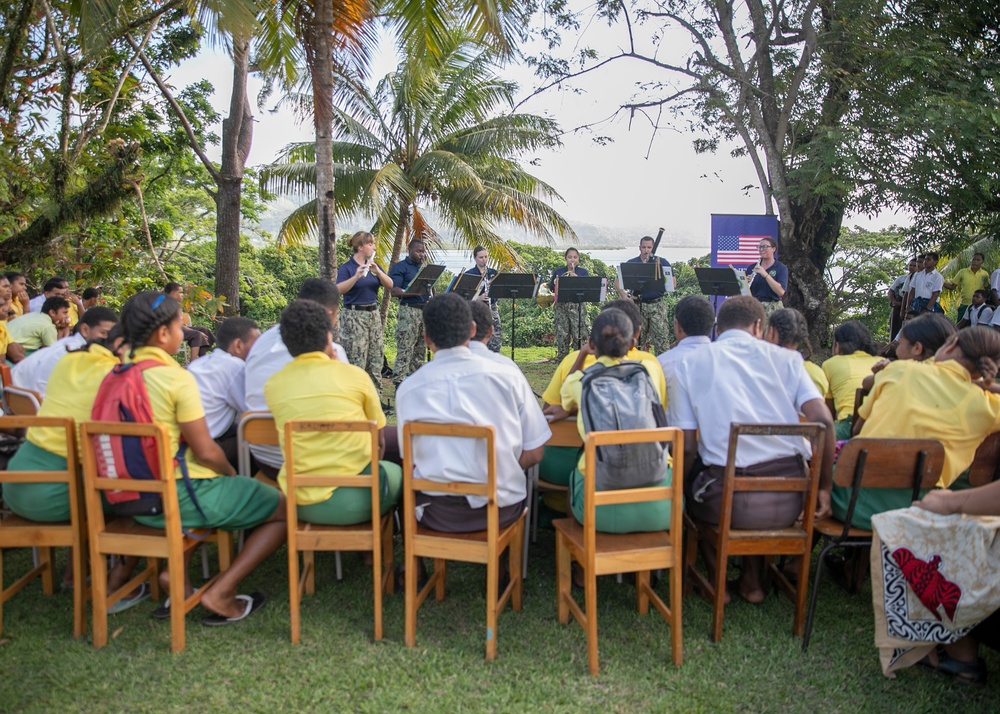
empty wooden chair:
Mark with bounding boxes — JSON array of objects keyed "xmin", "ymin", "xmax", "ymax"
[
  {"xmin": 686, "ymin": 422, "xmax": 825, "ymax": 643},
  {"xmin": 553, "ymin": 427, "xmax": 684, "ymax": 675},
  {"xmin": 285, "ymin": 420, "xmax": 394, "ymax": 643},
  {"xmin": 79, "ymin": 421, "xmax": 233, "ymax": 653},
  {"xmin": 803, "ymin": 437, "xmax": 945, "ymax": 650},
  {"xmin": 0, "ymin": 415, "xmax": 86, "ymax": 638},
  {"xmin": 402, "ymin": 422, "xmax": 525, "ymax": 661}
]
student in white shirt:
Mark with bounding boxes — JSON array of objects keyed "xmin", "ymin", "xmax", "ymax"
[
  {"xmin": 244, "ymin": 279, "xmax": 348, "ymax": 477},
  {"xmin": 659, "ymin": 295, "xmax": 714, "ymax": 426},
  {"xmin": 188, "ymin": 317, "xmax": 260, "ymax": 465},
  {"xmin": 11, "ymin": 307, "xmax": 118, "ymax": 397},
  {"xmin": 960, "ymin": 290, "xmax": 994, "ymax": 328},
  {"xmin": 905, "ymin": 252, "xmax": 944, "ymax": 317}
]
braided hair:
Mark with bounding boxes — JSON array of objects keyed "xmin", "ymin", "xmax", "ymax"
[
  {"xmin": 954, "ymin": 326, "xmax": 1000, "ymax": 385},
  {"xmin": 767, "ymin": 308, "xmax": 813, "ymax": 357},
  {"xmin": 120, "ymin": 290, "xmax": 181, "ymax": 358}
]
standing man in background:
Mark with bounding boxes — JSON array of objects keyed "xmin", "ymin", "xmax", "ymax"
[
  {"xmin": 887, "ymin": 258, "xmax": 918, "ymax": 340},
  {"xmin": 467, "ymin": 246, "xmax": 502, "ymax": 353},
  {"xmin": 550, "ymin": 247, "xmax": 590, "ymax": 362},
  {"xmin": 944, "ymin": 252, "xmax": 989, "ymax": 323},
  {"xmin": 389, "ymin": 239, "xmax": 431, "ymax": 387},
  {"xmin": 616, "ymin": 236, "xmax": 672, "ymax": 355}
]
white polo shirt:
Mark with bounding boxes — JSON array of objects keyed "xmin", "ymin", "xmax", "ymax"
[
  {"xmin": 188, "ymin": 348, "xmax": 248, "ymax": 438},
  {"xmin": 396, "ymin": 345, "xmax": 551, "ymax": 510},
  {"xmin": 910, "ymin": 269, "xmax": 944, "ymax": 300},
  {"xmin": 991, "ymin": 268, "xmax": 1000, "ymax": 294},
  {"xmin": 658, "ymin": 335, "xmax": 711, "ymax": 426},
  {"xmin": 671, "ymin": 329, "xmax": 822, "ymax": 468},
  {"xmin": 11, "ymin": 332, "xmax": 86, "ymax": 397},
  {"xmin": 28, "ymin": 294, "xmax": 45, "ymax": 313},
  {"xmin": 966, "ymin": 304, "xmax": 995, "ymax": 327},
  {"xmin": 244, "ymin": 323, "xmax": 348, "ymax": 467},
  {"xmin": 889, "ymin": 274, "xmax": 907, "ymax": 300}
]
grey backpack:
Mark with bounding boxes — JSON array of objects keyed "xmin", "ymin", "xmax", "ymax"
[{"xmin": 579, "ymin": 361, "xmax": 668, "ymax": 491}]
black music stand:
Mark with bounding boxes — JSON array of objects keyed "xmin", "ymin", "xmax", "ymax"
[
  {"xmin": 488, "ymin": 273, "xmax": 539, "ymax": 363},
  {"xmin": 618, "ymin": 262, "xmax": 664, "ymax": 298},
  {"xmin": 446, "ymin": 270, "xmax": 485, "ymax": 300},
  {"xmin": 695, "ymin": 267, "xmax": 746, "ymax": 339},
  {"xmin": 556, "ymin": 276, "xmax": 606, "ymax": 350},
  {"xmin": 406, "ymin": 264, "xmax": 445, "ymax": 297}
]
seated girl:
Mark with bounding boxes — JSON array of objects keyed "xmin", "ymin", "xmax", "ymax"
[
  {"xmin": 107, "ymin": 291, "xmax": 286, "ymax": 625},
  {"xmin": 559, "ymin": 308, "xmax": 671, "ymax": 534},
  {"xmin": 822, "ymin": 321, "xmax": 881, "ymax": 439},
  {"xmin": 833, "ymin": 326, "xmax": 1000, "ymax": 529},
  {"xmin": 861, "ymin": 313, "xmax": 956, "ymax": 393},
  {"xmin": 764, "ymin": 308, "xmax": 828, "ymax": 398},
  {"xmin": 265, "ymin": 299, "xmax": 401, "ymax": 526}
]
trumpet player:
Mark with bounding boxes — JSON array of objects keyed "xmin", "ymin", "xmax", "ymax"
[{"xmin": 551, "ymin": 247, "xmax": 591, "ymax": 362}]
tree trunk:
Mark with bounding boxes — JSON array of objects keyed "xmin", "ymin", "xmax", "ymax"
[
  {"xmin": 215, "ymin": 37, "xmax": 253, "ymax": 316},
  {"xmin": 379, "ymin": 199, "xmax": 411, "ymax": 326},
  {"xmin": 313, "ymin": 0, "xmax": 337, "ymax": 279}
]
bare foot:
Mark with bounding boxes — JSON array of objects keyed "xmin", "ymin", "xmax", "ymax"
[
  {"xmin": 199, "ymin": 586, "xmax": 245, "ymax": 620},
  {"xmin": 737, "ymin": 583, "xmax": 766, "ymax": 604}
]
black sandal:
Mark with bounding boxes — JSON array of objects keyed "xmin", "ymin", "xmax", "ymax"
[{"xmin": 918, "ymin": 647, "xmax": 987, "ymax": 686}]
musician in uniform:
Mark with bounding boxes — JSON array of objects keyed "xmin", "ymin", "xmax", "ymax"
[
  {"xmin": 616, "ymin": 236, "xmax": 672, "ymax": 355},
  {"xmin": 550, "ymin": 247, "xmax": 591, "ymax": 363},
  {"xmin": 467, "ymin": 246, "xmax": 502, "ymax": 353},
  {"xmin": 389, "ymin": 239, "xmax": 430, "ymax": 387},
  {"xmin": 744, "ymin": 236, "xmax": 787, "ymax": 317}
]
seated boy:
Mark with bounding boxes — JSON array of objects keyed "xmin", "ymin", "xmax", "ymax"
[
  {"xmin": 265, "ymin": 300, "xmax": 400, "ymax": 525},
  {"xmin": 8, "ymin": 296, "xmax": 70, "ymax": 355}
]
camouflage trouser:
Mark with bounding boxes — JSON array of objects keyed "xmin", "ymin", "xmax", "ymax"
[
  {"xmin": 340, "ymin": 306, "xmax": 384, "ymax": 396},
  {"xmin": 487, "ymin": 302, "xmax": 503, "ymax": 353},
  {"xmin": 760, "ymin": 300, "xmax": 782, "ymax": 318},
  {"xmin": 637, "ymin": 298, "xmax": 670, "ymax": 355},
  {"xmin": 554, "ymin": 301, "xmax": 590, "ymax": 362},
  {"xmin": 393, "ymin": 304, "xmax": 426, "ymax": 385}
]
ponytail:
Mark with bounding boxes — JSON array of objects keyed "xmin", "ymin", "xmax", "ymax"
[{"xmin": 954, "ymin": 326, "xmax": 1000, "ymax": 385}]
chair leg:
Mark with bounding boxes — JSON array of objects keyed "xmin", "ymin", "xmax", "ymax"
[
  {"xmin": 168, "ymin": 544, "xmax": 187, "ymax": 653},
  {"xmin": 0, "ymin": 547, "xmax": 6, "ymax": 636},
  {"xmin": 636, "ymin": 570, "xmax": 650, "ymax": 615},
  {"xmin": 585, "ymin": 563, "xmax": 599, "ymax": 676},
  {"xmin": 71, "ymin": 541, "xmax": 87, "ymax": 639},
  {"xmin": 200, "ymin": 543, "xmax": 210, "ymax": 581},
  {"xmin": 90, "ymin": 545, "xmax": 110, "ymax": 649},
  {"xmin": 335, "ymin": 551, "xmax": 343, "ymax": 581},
  {"xmin": 382, "ymin": 517, "xmax": 395, "ymax": 596},
  {"xmin": 304, "ymin": 551, "xmax": 316, "ymax": 595},
  {"xmin": 670, "ymin": 560, "xmax": 683, "ymax": 666},
  {"xmin": 511, "ymin": 521, "xmax": 524, "ymax": 611},
  {"xmin": 556, "ymin": 533, "xmax": 571, "ymax": 625},
  {"xmin": 522, "ymin": 507, "xmax": 531, "ymax": 581},
  {"xmin": 372, "ymin": 542, "xmax": 383, "ymax": 642},
  {"xmin": 289, "ymin": 544, "xmax": 301, "ymax": 645},
  {"xmin": 802, "ymin": 544, "xmax": 831, "ymax": 651},
  {"xmin": 39, "ymin": 547, "xmax": 55, "ymax": 595},
  {"xmin": 711, "ymin": 548, "xmax": 728, "ymax": 643},
  {"xmin": 217, "ymin": 532, "xmax": 233, "ymax": 573},
  {"xmin": 792, "ymin": 554, "xmax": 809, "ymax": 637},
  {"xmin": 404, "ymin": 552, "xmax": 418, "ymax": 649},
  {"xmin": 486, "ymin": 553, "xmax": 499, "ymax": 661},
  {"xmin": 434, "ymin": 559, "xmax": 446, "ymax": 602}
]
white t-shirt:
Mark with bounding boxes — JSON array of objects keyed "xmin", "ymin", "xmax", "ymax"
[
  {"xmin": 188, "ymin": 348, "xmax": 248, "ymax": 438},
  {"xmin": 396, "ymin": 346, "xmax": 551, "ymax": 510},
  {"xmin": 659, "ymin": 335, "xmax": 711, "ymax": 426},
  {"xmin": 990, "ymin": 268, "xmax": 1000, "ymax": 294},
  {"xmin": 671, "ymin": 329, "xmax": 822, "ymax": 468},
  {"xmin": 965, "ymin": 304, "xmax": 995, "ymax": 327},
  {"xmin": 11, "ymin": 333, "xmax": 86, "ymax": 397},
  {"xmin": 910, "ymin": 269, "xmax": 944, "ymax": 301}
]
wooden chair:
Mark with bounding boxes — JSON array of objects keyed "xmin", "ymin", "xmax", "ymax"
[
  {"xmin": 4, "ymin": 386, "xmax": 42, "ymax": 416},
  {"xmin": 529, "ymin": 417, "xmax": 583, "ymax": 544},
  {"xmin": 285, "ymin": 420, "xmax": 394, "ymax": 644},
  {"xmin": 686, "ymin": 423, "xmax": 825, "ymax": 643},
  {"xmin": 79, "ymin": 421, "xmax": 234, "ymax": 653},
  {"xmin": 802, "ymin": 437, "xmax": 945, "ymax": 650},
  {"xmin": 0, "ymin": 363, "xmax": 11, "ymax": 388},
  {"xmin": 968, "ymin": 431, "xmax": 1000, "ymax": 487},
  {"xmin": 850, "ymin": 387, "xmax": 866, "ymax": 435},
  {"xmin": 553, "ymin": 427, "xmax": 684, "ymax": 675},
  {"xmin": 0, "ymin": 416, "xmax": 87, "ymax": 638},
  {"xmin": 402, "ymin": 422, "xmax": 525, "ymax": 661}
]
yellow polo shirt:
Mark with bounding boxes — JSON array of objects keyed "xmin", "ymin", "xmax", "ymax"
[
  {"xmin": 27, "ymin": 344, "xmax": 118, "ymax": 457},
  {"xmin": 542, "ymin": 348, "xmax": 667, "ymax": 406},
  {"xmin": 10, "ymin": 299, "xmax": 23, "ymax": 318},
  {"xmin": 859, "ymin": 359, "xmax": 1000, "ymax": 487},
  {"xmin": 67, "ymin": 303, "xmax": 79, "ymax": 328},
  {"xmin": 264, "ymin": 351, "xmax": 386, "ymax": 505},
  {"xmin": 129, "ymin": 346, "xmax": 215, "ymax": 480},
  {"xmin": 803, "ymin": 360, "xmax": 829, "ymax": 399},
  {"xmin": 822, "ymin": 352, "xmax": 882, "ymax": 421},
  {"xmin": 0, "ymin": 321, "xmax": 9, "ymax": 358},
  {"xmin": 950, "ymin": 268, "xmax": 990, "ymax": 305}
]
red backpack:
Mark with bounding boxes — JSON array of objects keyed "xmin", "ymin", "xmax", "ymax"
[{"xmin": 90, "ymin": 360, "xmax": 204, "ymax": 518}]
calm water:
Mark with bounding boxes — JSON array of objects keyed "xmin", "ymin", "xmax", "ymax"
[{"xmin": 428, "ymin": 246, "xmax": 705, "ymax": 274}]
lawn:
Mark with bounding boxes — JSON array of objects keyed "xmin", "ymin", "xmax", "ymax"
[{"xmin": 2, "ymin": 350, "xmax": 997, "ymax": 713}]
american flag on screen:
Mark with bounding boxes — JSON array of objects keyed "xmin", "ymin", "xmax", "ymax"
[{"xmin": 715, "ymin": 234, "xmax": 766, "ymax": 265}]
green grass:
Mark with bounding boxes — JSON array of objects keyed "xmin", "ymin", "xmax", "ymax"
[{"xmin": 3, "ymin": 353, "xmax": 997, "ymax": 712}]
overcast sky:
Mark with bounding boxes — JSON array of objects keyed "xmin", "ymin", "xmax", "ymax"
[{"xmin": 169, "ymin": 16, "xmax": 905, "ymax": 252}]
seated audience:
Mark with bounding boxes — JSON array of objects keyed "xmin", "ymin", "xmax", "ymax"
[
  {"xmin": 188, "ymin": 316, "xmax": 260, "ymax": 465},
  {"xmin": 29, "ymin": 276, "xmax": 82, "ymax": 326},
  {"xmin": 561, "ymin": 308, "xmax": 671, "ymax": 533},
  {"xmin": 81, "ymin": 287, "xmax": 101, "ymax": 311},
  {"xmin": 822, "ymin": 321, "xmax": 881, "ymax": 439},
  {"xmin": 659, "ymin": 295, "xmax": 714, "ymax": 425},
  {"xmin": 8, "ymin": 297, "xmax": 70, "ymax": 355},
  {"xmin": 163, "ymin": 282, "xmax": 215, "ymax": 360},
  {"xmin": 764, "ymin": 307, "xmax": 829, "ymax": 397},
  {"xmin": 834, "ymin": 326, "xmax": 1000, "ymax": 529},
  {"xmin": 861, "ymin": 313, "xmax": 956, "ymax": 393},
  {"xmin": 5, "ymin": 271, "xmax": 30, "ymax": 318},
  {"xmin": 0, "ymin": 276, "xmax": 26, "ymax": 363},
  {"xmin": 107, "ymin": 291, "xmax": 286, "ymax": 624},
  {"xmin": 672, "ymin": 296, "xmax": 834, "ymax": 603},
  {"xmin": 266, "ymin": 300, "xmax": 401, "ymax": 526},
  {"xmin": 244, "ymin": 278, "xmax": 348, "ymax": 478},
  {"xmin": 12, "ymin": 307, "xmax": 118, "ymax": 397}
]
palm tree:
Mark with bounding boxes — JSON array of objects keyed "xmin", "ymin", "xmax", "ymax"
[{"xmin": 265, "ymin": 30, "xmax": 574, "ymax": 284}]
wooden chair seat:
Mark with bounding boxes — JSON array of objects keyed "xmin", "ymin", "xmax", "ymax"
[
  {"xmin": 554, "ymin": 518, "xmax": 675, "ymax": 575},
  {"xmin": 813, "ymin": 516, "xmax": 870, "ymax": 540}
]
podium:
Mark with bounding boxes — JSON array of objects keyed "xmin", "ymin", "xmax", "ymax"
[{"xmin": 488, "ymin": 273, "xmax": 540, "ymax": 362}]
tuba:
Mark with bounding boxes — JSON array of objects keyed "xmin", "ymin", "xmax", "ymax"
[{"xmin": 536, "ymin": 282, "xmax": 554, "ymax": 308}]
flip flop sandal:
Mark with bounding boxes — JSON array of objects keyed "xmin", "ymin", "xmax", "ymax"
[
  {"xmin": 202, "ymin": 592, "xmax": 267, "ymax": 627},
  {"xmin": 932, "ymin": 653, "xmax": 987, "ymax": 686},
  {"xmin": 151, "ymin": 598, "xmax": 172, "ymax": 620},
  {"xmin": 107, "ymin": 583, "xmax": 151, "ymax": 615}
]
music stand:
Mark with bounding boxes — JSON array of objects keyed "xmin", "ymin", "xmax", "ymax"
[
  {"xmin": 695, "ymin": 267, "xmax": 746, "ymax": 339},
  {"xmin": 406, "ymin": 264, "xmax": 445, "ymax": 297},
  {"xmin": 446, "ymin": 270, "xmax": 485, "ymax": 300},
  {"xmin": 488, "ymin": 273, "xmax": 539, "ymax": 363},
  {"xmin": 618, "ymin": 262, "xmax": 664, "ymax": 298},
  {"xmin": 556, "ymin": 276, "xmax": 606, "ymax": 351}
]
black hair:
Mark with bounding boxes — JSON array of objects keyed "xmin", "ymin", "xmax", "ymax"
[
  {"xmin": 43, "ymin": 277, "xmax": 67, "ymax": 293},
  {"xmin": 591, "ymin": 308, "xmax": 633, "ymax": 358},
  {"xmin": 473, "ymin": 245, "xmax": 487, "ymax": 257},
  {"xmin": 41, "ymin": 296, "xmax": 69, "ymax": 315},
  {"xmin": 408, "ymin": 239, "xmax": 425, "ymax": 249},
  {"xmin": 974, "ymin": 253, "xmax": 985, "ymax": 261},
  {"xmin": 639, "ymin": 236, "xmax": 654, "ymax": 245},
  {"xmin": 71, "ymin": 321, "xmax": 125, "ymax": 354},
  {"xmin": 898, "ymin": 313, "xmax": 956, "ymax": 358},
  {"xmin": 925, "ymin": 251, "xmax": 939, "ymax": 262},
  {"xmin": 79, "ymin": 306, "xmax": 117, "ymax": 329},
  {"xmin": 163, "ymin": 281, "xmax": 182, "ymax": 295},
  {"xmin": 4, "ymin": 271, "xmax": 23, "ymax": 282},
  {"xmin": 955, "ymin": 326, "xmax": 1000, "ymax": 385},
  {"xmin": 296, "ymin": 277, "xmax": 340, "ymax": 310},
  {"xmin": 120, "ymin": 290, "xmax": 181, "ymax": 357},
  {"xmin": 82, "ymin": 287, "xmax": 100, "ymax": 301},
  {"xmin": 602, "ymin": 298, "xmax": 641, "ymax": 337},
  {"xmin": 767, "ymin": 308, "xmax": 813, "ymax": 356},
  {"xmin": 470, "ymin": 300, "xmax": 494, "ymax": 341},
  {"xmin": 674, "ymin": 295, "xmax": 715, "ymax": 338},
  {"xmin": 564, "ymin": 247, "xmax": 580, "ymax": 258},
  {"xmin": 280, "ymin": 300, "xmax": 330, "ymax": 357},
  {"xmin": 216, "ymin": 316, "xmax": 259, "ymax": 351},
  {"xmin": 833, "ymin": 320, "xmax": 875, "ymax": 355},
  {"xmin": 974, "ymin": 289, "xmax": 990, "ymax": 300},
  {"xmin": 717, "ymin": 296, "xmax": 765, "ymax": 333},
  {"xmin": 423, "ymin": 293, "xmax": 472, "ymax": 349}
]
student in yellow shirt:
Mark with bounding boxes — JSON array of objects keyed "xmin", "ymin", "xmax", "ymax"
[
  {"xmin": 539, "ymin": 299, "xmax": 666, "ymax": 512},
  {"xmin": 4, "ymin": 271, "xmax": 30, "ymax": 318},
  {"xmin": 943, "ymin": 252, "xmax": 989, "ymax": 322},
  {"xmin": 822, "ymin": 321, "xmax": 881, "ymax": 439},
  {"xmin": 764, "ymin": 307, "xmax": 829, "ymax": 398},
  {"xmin": 107, "ymin": 291, "xmax": 286, "ymax": 625},
  {"xmin": 265, "ymin": 299, "xmax": 401, "ymax": 526},
  {"xmin": 861, "ymin": 314, "xmax": 956, "ymax": 393},
  {"xmin": 834, "ymin": 326, "xmax": 1000, "ymax": 529}
]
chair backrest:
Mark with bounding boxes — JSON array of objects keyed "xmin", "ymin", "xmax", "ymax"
[
  {"xmin": 4, "ymin": 385, "xmax": 42, "ymax": 416},
  {"xmin": 236, "ymin": 411, "xmax": 278, "ymax": 477},
  {"xmin": 850, "ymin": 387, "xmax": 866, "ymax": 434},
  {"xmin": 968, "ymin": 432, "xmax": 1000, "ymax": 487},
  {"xmin": 547, "ymin": 417, "xmax": 583, "ymax": 448},
  {"xmin": 833, "ymin": 438, "xmax": 945, "ymax": 494},
  {"xmin": 402, "ymin": 422, "xmax": 497, "ymax": 534},
  {"xmin": 0, "ymin": 415, "xmax": 78, "ymax": 504},
  {"xmin": 0, "ymin": 363, "xmax": 11, "ymax": 389}
]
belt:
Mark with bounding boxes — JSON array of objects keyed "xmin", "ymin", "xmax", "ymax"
[
  {"xmin": 344, "ymin": 303, "xmax": 378, "ymax": 312},
  {"xmin": 402, "ymin": 303, "xmax": 424, "ymax": 310},
  {"xmin": 639, "ymin": 297, "xmax": 662, "ymax": 305}
]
